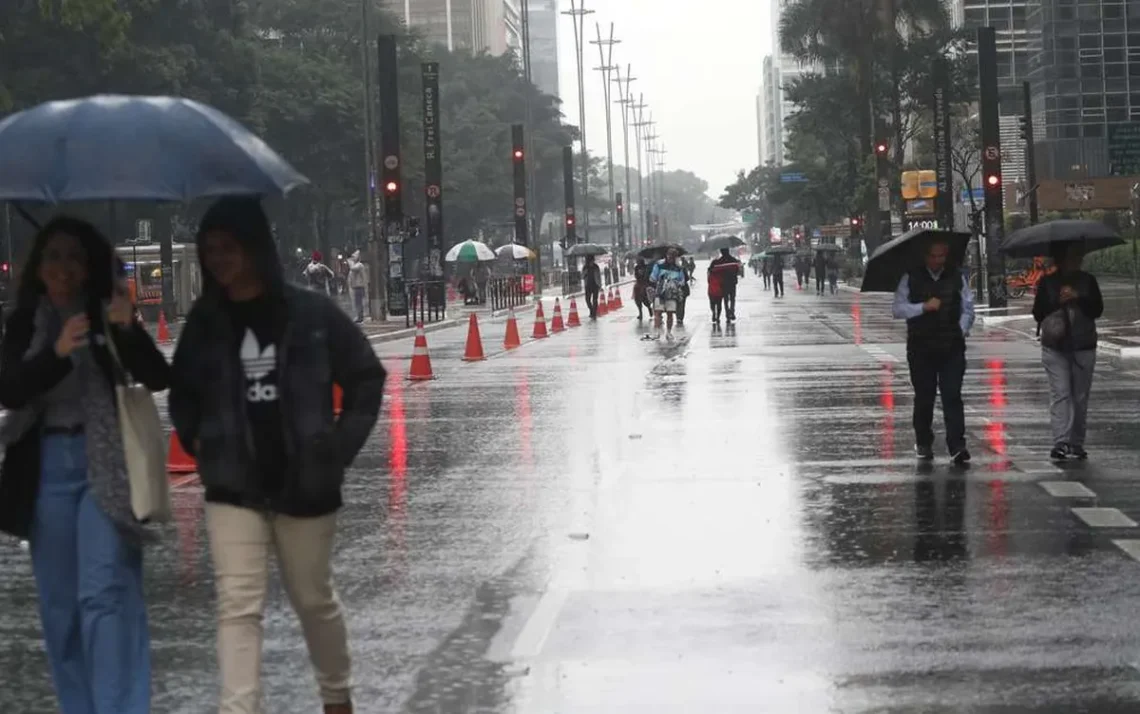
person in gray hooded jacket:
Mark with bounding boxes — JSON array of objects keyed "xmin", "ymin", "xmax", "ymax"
[{"xmin": 169, "ymin": 197, "xmax": 385, "ymax": 714}]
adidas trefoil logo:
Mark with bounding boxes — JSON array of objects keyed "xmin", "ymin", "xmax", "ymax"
[{"xmin": 241, "ymin": 328, "xmax": 278, "ymax": 402}]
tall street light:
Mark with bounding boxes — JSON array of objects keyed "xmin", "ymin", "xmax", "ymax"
[
  {"xmin": 563, "ymin": 0, "xmax": 595, "ymax": 242},
  {"xmin": 590, "ymin": 23, "xmax": 619, "ymax": 251},
  {"xmin": 649, "ymin": 144, "xmax": 668, "ymax": 241},
  {"xmin": 632, "ymin": 98, "xmax": 650, "ymax": 243},
  {"xmin": 644, "ymin": 123, "xmax": 659, "ymax": 241},
  {"xmin": 613, "ymin": 65, "xmax": 636, "ymax": 247}
]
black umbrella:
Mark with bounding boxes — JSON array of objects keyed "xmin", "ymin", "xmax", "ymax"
[
  {"xmin": 1000, "ymin": 219, "xmax": 1123, "ymax": 258},
  {"xmin": 814, "ymin": 243, "xmax": 843, "ymax": 252},
  {"xmin": 565, "ymin": 243, "xmax": 610, "ymax": 257},
  {"xmin": 765, "ymin": 244, "xmax": 796, "ymax": 255},
  {"xmin": 861, "ymin": 228, "xmax": 971, "ymax": 293},
  {"xmin": 638, "ymin": 243, "xmax": 688, "ymax": 260},
  {"xmin": 703, "ymin": 234, "xmax": 745, "ymax": 251}
]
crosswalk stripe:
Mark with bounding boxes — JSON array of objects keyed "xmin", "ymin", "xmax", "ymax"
[{"xmin": 1072, "ymin": 507, "xmax": 1137, "ymax": 528}]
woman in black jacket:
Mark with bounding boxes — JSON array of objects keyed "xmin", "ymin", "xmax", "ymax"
[
  {"xmin": 1032, "ymin": 242, "xmax": 1104, "ymax": 461},
  {"xmin": 0, "ymin": 217, "xmax": 169, "ymax": 714}
]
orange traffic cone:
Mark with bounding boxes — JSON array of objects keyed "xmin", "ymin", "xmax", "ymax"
[
  {"xmin": 615, "ymin": 288, "xmax": 624, "ymax": 309},
  {"xmin": 567, "ymin": 298, "xmax": 582, "ymax": 327},
  {"xmin": 167, "ymin": 431, "xmax": 197, "ymax": 474},
  {"xmin": 597, "ymin": 291, "xmax": 608, "ymax": 317},
  {"xmin": 408, "ymin": 323, "xmax": 435, "ymax": 380},
  {"xmin": 333, "ymin": 384, "xmax": 343, "ymax": 415},
  {"xmin": 532, "ymin": 300, "xmax": 549, "ymax": 339},
  {"xmin": 551, "ymin": 299, "xmax": 566, "ymax": 333},
  {"xmin": 463, "ymin": 313, "xmax": 485, "ymax": 361},
  {"xmin": 503, "ymin": 308, "xmax": 522, "ymax": 349},
  {"xmin": 607, "ymin": 288, "xmax": 617, "ymax": 311},
  {"xmin": 157, "ymin": 311, "xmax": 171, "ymax": 344}
]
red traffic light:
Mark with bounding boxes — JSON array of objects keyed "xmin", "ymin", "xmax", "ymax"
[
  {"xmin": 875, "ymin": 142, "xmax": 888, "ymax": 154},
  {"xmin": 851, "ymin": 217, "xmax": 861, "ymax": 226},
  {"xmin": 513, "ymin": 149, "xmax": 524, "ymax": 160},
  {"xmin": 566, "ymin": 216, "xmax": 575, "ymax": 226},
  {"xmin": 617, "ymin": 203, "xmax": 624, "ymax": 213},
  {"xmin": 384, "ymin": 180, "xmax": 398, "ymax": 194},
  {"xmin": 986, "ymin": 174, "xmax": 1001, "ymax": 187},
  {"xmin": 1, "ymin": 262, "xmax": 8, "ymax": 273}
]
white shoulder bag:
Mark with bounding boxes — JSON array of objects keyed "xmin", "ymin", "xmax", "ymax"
[{"xmin": 104, "ymin": 322, "xmax": 171, "ymax": 523}]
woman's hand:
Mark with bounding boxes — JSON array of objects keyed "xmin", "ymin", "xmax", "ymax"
[
  {"xmin": 54, "ymin": 314, "xmax": 90, "ymax": 357},
  {"xmin": 107, "ymin": 285, "xmax": 135, "ymax": 327}
]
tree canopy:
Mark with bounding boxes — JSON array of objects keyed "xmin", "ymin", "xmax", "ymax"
[
  {"xmin": 722, "ymin": 0, "xmax": 976, "ymax": 251},
  {"xmin": 2, "ymin": 0, "xmax": 716, "ymax": 258}
]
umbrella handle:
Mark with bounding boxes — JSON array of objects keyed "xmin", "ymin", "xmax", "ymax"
[{"xmin": 12, "ymin": 202, "xmax": 40, "ymax": 230}]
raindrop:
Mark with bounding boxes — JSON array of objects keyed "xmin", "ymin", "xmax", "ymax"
[
  {"xmin": 569, "ymin": 532, "xmax": 590, "ymax": 541},
  {"xmin": 629, "ymin": 434, "xmax": 642, "ymax": 440}
]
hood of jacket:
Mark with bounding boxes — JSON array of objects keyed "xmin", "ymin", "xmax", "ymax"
[{"xmin": 196, "ymin": 196, "xmax": 286, "ymax": 300}]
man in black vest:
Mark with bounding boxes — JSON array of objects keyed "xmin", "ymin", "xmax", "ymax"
[{"xmin": 892, "ymin": 238, "xmax": 975, "ymax": 464}]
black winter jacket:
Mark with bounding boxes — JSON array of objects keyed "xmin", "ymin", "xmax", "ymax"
[{"xmin": 0, "ymin": 303, "xmax": 170, "ymax": 538}]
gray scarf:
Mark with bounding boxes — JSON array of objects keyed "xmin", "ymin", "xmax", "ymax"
[{"xmin": 0, "ymin": 300, "xmax": 154, "ymax": 543}]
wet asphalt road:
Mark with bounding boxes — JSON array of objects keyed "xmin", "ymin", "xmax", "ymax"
[{"xmin": 6, "ymin": 269, "xmax": 1140, "ymax": 712}]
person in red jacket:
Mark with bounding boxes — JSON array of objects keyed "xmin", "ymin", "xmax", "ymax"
[{"xmin": 707, "ymin": 265, "xmax": 724, "ymax": 324}]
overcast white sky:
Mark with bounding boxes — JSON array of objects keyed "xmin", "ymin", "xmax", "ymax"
[{"xmin": 556, "ymin": 0, "xmax": 774, "ymax": 200}]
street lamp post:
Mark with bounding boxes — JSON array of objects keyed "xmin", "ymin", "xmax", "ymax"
[
  {"xmin": 643, "ymin": 125, "xmax": 659, "ymax": 241},
  {"xmin": 632, "ymin": 97, "xmax": 648, "ymax": 245},
  {"xmin": 590, "ymin": 23, "xmax": 619, "ymax": 252},
  {"xmin": 649, "ymin": 145, "xmax": 668, "ymax": 241},
  {"xmin": 613, "ymin": 65, "xmax": 636, "ymax": 248},
  {"xmin": 563, "ymin": 0, "xmax": 595, "ymax": 242}
]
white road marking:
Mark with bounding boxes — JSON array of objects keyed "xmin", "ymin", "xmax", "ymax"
[
  {"xmin": 1019, "ymin": 461, "xmax": 1064, "ymax": 474},
  {"xmin": 1113, "ymin": 540, "xmax": 1140, "ymax": 562},
  {"xmin": 1072, "ymin": 507, "xmax": 1137, "ymax": 528},
  {"xmin": 509, "ymin": 588, "xmax": 569, "ymax": 659},
  {"xmin": 1039, "ymin": 481, "xmax": 1096, "ymax": 499}
]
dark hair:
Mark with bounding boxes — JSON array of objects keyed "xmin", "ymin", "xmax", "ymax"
[{"xmin": 14, "ymin": 216, "xmax": 118, "ymax": 311}]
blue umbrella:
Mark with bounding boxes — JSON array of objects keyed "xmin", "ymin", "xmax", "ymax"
[{"xmin": 0, "ymin": 94, "xmax": 309, "ymax": 203}]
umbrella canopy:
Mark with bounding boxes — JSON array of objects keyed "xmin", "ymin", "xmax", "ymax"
[
  {"xmin": 703, "ymin": 234, "xmax": 745, "ymax": 252},
  {"xmin": 638, "ymin": 243, "xmax": 688, "ymax": 260},
  {"xmin": 765, "ymin": 244, "xmax": 796, "ymax": 255},
  {"xmin": 1000, "ymin": 219, "xmax": 1124, "ymax": 258},
  {"xmin": 496, "ymin": 243, "xmax": 535, "ymax": 260},
  {"xmin": 814, "ymin": 243, "xmax": 843, "ymax": 252},
  {"xmin": 445, "ymin": 239, "xmax": 496, "ymax": 263},
  {"xmin": 861, "ymin": 228, "xmax": 971, "ymax": 293},
  {"xmin": 0, "ymin": 94, "xmax": 308, "ymax": 202},
  {"xmin": 565, "ymin": 243, "xmax": 610, "ymax": 257}
]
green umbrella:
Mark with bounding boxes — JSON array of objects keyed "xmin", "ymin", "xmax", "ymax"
[{"xmin": 445, "ymin": 239, "xmax": 496, "ymax": 263}]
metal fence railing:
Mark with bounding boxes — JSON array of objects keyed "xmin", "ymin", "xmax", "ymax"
[
  {"xmin": 488, "ymin": 276, "xmax": 528, "ymax": 312},
  {"xmin": 405, "ymin": 280, "xmax": 447, "ymax": 328}
]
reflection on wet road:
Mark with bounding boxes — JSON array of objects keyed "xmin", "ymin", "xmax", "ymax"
[{"xmin": 5, "ymin": 269, "xmax": 1140, "ymax": 712}]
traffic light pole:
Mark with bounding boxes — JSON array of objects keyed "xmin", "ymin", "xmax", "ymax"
[
  {"xmin": 377, "ymin": 34, "xmax": 406, "ymax": 318},
  {"xmin": 562, "ymin": 145, "xmax": 580, "ymax": 291},
  {"xmin": 1020, "ymin": 80, "xmax": 1040, "ymax": 225},
  {"xmin": 978, "ymin": 27, "xmax": 1007, "ymax": 308},
  {"xmin": 874, "ymin": 140, "xmax": 892, "ymax": 251}
]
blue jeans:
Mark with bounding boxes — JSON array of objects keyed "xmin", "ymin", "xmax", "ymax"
[
  {"xmin": 352, "ymin": 286, "xmax": 366, "ymax": 321},
  {"xmin": 30, "ymin": 433, "xmax": 150, "ymax": 714}
]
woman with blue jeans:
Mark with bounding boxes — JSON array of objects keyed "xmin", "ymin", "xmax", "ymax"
[{"xmin": 0, "ymin": 217, "xmax": 170, "ymax": 714}]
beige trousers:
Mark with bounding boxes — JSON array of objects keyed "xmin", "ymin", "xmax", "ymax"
[{"xmin": 206, "ymin": 503, "xmax": 352, "ymax": 714}]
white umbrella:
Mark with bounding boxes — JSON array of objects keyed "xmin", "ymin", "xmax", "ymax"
[
  {"xmin": 445, "ymin": 239, "xmax": 496, "ymax": 263},
  {"xmin": 495, "ymin": 243, "xmax": 536, "ymax": 260}
]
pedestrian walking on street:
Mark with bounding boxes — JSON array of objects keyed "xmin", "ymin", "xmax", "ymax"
[
  {"xmin": 1032, "ymin": 243, "xmax": 1104, "ymax": 461},
  {"xmin": 892, "ymin": 237, "xmax": 975, "ymax": 465},
  {"xmin": 761, "ymin": 257, "xmax": 771, "ymax": 290},
  {"xmin": 707, "ymin": 264, "xmax": 724, "ymax": 324},
  {"xmin": 650, "ymin": 250, "xmax": 686, "ymax": 340},
  {"xmin": 633, "ymin": 258, "xmax": 651, "ymax": 320},
  {"xmin": 771, "ymin": 252, "xmax": 785, "ymax": 298},
  {"xmin": 169, "ymin": 197, "xmax": 386, "ymax": 714},
  {"xmin": 813, "ymin": 251, "xmax": 827, "ymax": 295},
  {"xmin": 0, "ymin": 217, "xmax": 170, "ymax": 714},
  {"xmin": 827, "ymin": 256, "xmax": 840, "ymax": 295},
  {"xmin": 583, "ymin": 255, "xmax": 602, "ymax": 319},
  {"xmin": 710, "ymin": 248, "xmax": 743, "ymax": 322},
  {"xmin": 347, "ymin": 250, "xmax": 368, "ymax": 323},
  {"xmin": 303, "ymin": 251, "xmax": 335, "ymax": 295}
]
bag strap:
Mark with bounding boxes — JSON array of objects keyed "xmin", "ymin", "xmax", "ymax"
[{"xmin": 100, "ymin": 310, "xmax": 132, "ymax": 387}]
